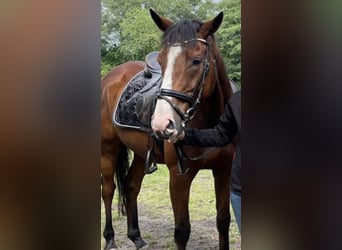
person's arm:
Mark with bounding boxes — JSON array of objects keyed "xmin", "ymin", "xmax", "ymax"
[{"xmin": 181, "ymin": 102, "xmax": 237, "ymax": 147}]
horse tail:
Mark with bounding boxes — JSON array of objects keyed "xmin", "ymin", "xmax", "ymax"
[{"xmin": 115, "ymin": 146, "xmax": 130, "ymax": 216}]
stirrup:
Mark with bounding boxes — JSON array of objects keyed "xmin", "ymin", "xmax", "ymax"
[{"xmin": 145, "ymin": 149, "xmax": 158, "ymax": 174}]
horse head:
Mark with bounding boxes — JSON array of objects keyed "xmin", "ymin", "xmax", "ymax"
[{"xmin": 150, "ymin": 9, "xmax": 224, "ymax": 140}]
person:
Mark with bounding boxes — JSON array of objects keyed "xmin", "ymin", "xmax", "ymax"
[{"xmin": 172, "ymin": 90, "xmax": 241, "ymax": 233}]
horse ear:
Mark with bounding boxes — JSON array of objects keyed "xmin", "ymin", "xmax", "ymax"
[
  {"xmin": 199, "ymin": 12, "xmax": 223, "ymax": 36},
  {"xmin": 150, "ymin": 8, "xmax": 174, "ymax": 31}
]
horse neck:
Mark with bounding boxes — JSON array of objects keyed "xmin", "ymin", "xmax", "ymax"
[
  {"xmin": 190, "ymin": 43, "xmax": 232, "ymax": 128},
  {"xmin": 213, "ymin": 42, "xmax": 233, "ymax": 102},
  {"xmin": 210, "ymin": 41, "xmax": 233, "ymax": 104}
]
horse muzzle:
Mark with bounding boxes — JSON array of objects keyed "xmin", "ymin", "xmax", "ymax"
[{"xmin": 151, "ymin": 118, "xmax": 177, "ymax": 139}]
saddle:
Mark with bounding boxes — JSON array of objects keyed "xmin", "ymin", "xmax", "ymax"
[
  {"xmin": 144, "ymin": 51, "xmax": 161, "ymax": 77},
  {"xmin": 113, "ymin": 52, "xmax": 189, "ymax": 175},
  {"xmin": 113, "ymin": 51, "xmax": 162, "ymax": 132},
  {"xmin": 112, "ymin": 52, "xmax": 163, "ymax": 174}
]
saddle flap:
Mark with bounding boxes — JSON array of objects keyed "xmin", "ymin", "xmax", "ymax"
[{"xmin": 113, "ymin": 52, "xmax": 163, "ymax": 132}]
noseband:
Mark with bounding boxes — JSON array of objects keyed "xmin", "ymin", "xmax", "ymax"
[{"xmin": 157, "ymin": 38, "xmax": 210, "ymax": 124}]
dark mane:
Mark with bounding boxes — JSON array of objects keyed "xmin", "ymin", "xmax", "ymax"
[
  {"xmin": 162, "ymin": 19, "xmax": 203, "ymax": 47},
  {"xmin": 102, "ymin": 10, "xmax": 235, "ymax": 250}
]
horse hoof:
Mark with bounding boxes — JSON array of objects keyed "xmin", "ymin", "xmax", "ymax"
[
  {"xmin": 104, "ymin": 239, "xmax": 118, "ymax": 250},
  {"xmin": 139, "ymin": 243, "xmax": 149, "ymax": 250},
  {"xmin": 135, "ymin": 239, "xmax": 147, "ymax": 249}
]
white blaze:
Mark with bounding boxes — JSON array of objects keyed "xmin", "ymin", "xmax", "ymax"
[{"xmin": 151, "ymin": 46, "xmax": 182, "ymax": 132}]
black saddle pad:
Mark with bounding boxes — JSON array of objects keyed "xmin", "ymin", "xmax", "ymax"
[{"xmin": 113, "ymin": 70, "xmax": 161, "ymax": 132}]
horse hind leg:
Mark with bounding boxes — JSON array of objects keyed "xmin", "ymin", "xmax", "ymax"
[
  {"xmin": 124, "ymin": 154, "xmax": 148, "ymax": 249},
  {"xmin": 101, "ymin": 142, "xmax": 122, "ymax": 250}
]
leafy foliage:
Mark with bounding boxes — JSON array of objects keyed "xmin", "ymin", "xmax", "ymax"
[
  {"xmin": 215, "ymin": 0, "xmax": 241, "ymax": 84},
  {"xmin": 119, "ymin": 7, "xmax": 161, "ymax": 61},
  {"xmin": 101, "ymin": 0, "xmax": 241, "ymax": 85}
]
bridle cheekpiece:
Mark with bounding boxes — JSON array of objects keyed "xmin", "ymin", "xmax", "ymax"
[{"xmin": 157, "ymin": 38, "xmax": 210, "ymax": 124}]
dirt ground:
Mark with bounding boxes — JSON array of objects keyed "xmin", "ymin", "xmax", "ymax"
[
  {"xmin": 101, "ymin": 201, "xmax": 241, "ymax": 250},
  {"xmin": 101, "ymin": 168, "xmax": 241, "ymax": 250}
]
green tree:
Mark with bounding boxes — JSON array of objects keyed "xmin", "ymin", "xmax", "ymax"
[
  {"xmin": 215, "ymin": 0, "xmax": 241, "ymax": 85},
  {"xmin": 119, "ymin": 7, "xmax": 161, "ymax": 61},
  {"xmin": 101, "ymin": 0, "xmax": 241, "ymax": 83}
]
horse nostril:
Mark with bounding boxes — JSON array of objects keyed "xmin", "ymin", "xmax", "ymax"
[{"xmin": 167, "ymin": 120, "xmax": 175, "ymax": 130}]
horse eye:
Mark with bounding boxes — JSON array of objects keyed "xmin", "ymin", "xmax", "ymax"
[{"xmin": 192, "ymin": 58, "xmax": 202, "ymax": 66}]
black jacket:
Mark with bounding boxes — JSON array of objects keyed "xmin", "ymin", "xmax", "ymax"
[{"xmin": 182, "ymin": 91, "xmax": 241, "ymax": 194}]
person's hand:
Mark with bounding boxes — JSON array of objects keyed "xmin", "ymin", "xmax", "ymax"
[{"xmin": 168, "ymin": 130, "xmax": 185, "ymax": 144}]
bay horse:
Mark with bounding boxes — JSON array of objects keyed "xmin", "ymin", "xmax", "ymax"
[{"xmin": 101, "ymin": 9, "xmax": 235, "ymax": 250}]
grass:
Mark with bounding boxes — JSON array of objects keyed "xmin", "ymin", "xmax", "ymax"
[{"xmin": 101, "ymin": 164, "xmax": 241, "ymax": 249}]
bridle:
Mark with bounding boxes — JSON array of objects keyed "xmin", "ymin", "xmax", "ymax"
[
  {"xmin": 151, "ymin": 38, "xmax": 216, "ymax": 175},
  {"xmin": 156, "ymin": 38, "xmax": 210, "ymax": 124}
]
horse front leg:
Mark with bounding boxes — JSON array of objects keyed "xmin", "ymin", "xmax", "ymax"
[
  {"xmin": 125, "ymin": 155, "xmax": 147, "ymax": 249},
  {"xmin": 169, "ymin": 165, "xmax": 198, "ymax": 250},
  {"xmin": 101, "ymin": 151, "xmax": 118, "ymax": 250},
  {"xmin": 212, "ymin": 166, "xmax": 231, "ymax": 250}
]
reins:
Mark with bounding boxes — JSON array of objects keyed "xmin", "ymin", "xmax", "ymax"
[
  {"xmin": 156, "ymin": 38, "xmax": 210, "ymax": 124},
  {"xmin": 154, "ymin": 37, "xmax": 221, "ymax": 174}
]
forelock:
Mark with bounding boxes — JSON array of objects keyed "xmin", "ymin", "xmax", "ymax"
[{"xmin": 161, "ymin": 19, "xmax": 203, "ymax": 48}]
